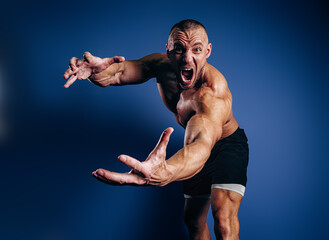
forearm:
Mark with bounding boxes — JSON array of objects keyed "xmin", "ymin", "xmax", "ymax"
[
  {"xmin": 167, "ymin": 116, "xmax": 222, "ymax": 182},
  {"xmin": 90, "ymin": 57, "xmax": 155, "ymax": 87},
  {"xmin": 166, "ymin": 140, "xmax": 212, "ymax": 182}
]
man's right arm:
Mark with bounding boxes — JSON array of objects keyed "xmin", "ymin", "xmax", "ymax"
[
  {"xmin": 64, "ymin": 52, "xmax": 162, "ymax": 88},
  {"xmin": 90, "ymin": 54, "xmax": 158, "ymax": 87}
]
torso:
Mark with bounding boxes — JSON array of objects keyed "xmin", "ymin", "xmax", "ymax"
[{"xmin": 154, "ymin": 53, "xmax": 238, "ymax": 139}]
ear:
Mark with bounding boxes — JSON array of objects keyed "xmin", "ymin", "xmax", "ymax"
[{"xmin": 206, "ymin": 43, "xmax": 212, "ymax": 58}]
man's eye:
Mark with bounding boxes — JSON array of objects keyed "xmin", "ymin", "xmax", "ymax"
[
  {"xmin": 194, "ymin": 48, "xmax": 202, "ymax": 53},
  {"xmin": 175, "ymin": 47, "xmax": 183, "ymax": 53}
]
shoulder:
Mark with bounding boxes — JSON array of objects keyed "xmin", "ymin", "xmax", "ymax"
[
  {"xmin": 139, "ymin": 53, "xmax": 172, "ymax": 75},
  {"xmin": 196, "ymin": 63, "xmax": 231, "ymax": 103},
  {"xmin": 192, "ymin": 63, "xmax": 232, "ymax": 119},
  {"xmin": 139, "ymin": 53, "xmax": 169, "ymax": 66}
]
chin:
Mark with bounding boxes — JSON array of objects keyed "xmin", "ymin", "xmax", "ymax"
[{"xmin": 179, "ymin": 79, "xmax": 195, "ymax": 90}]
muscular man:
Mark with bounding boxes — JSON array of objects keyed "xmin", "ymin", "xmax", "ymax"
[{"xmin": 63, "ymin": 20, "xmax": 249, "ymax": 240}]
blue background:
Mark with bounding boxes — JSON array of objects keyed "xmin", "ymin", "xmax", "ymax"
[{"xmin": 1, "ymin": 0, "xmax": 328, "ymax": 239}]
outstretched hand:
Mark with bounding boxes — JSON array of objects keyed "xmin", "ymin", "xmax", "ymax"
[
  {"xmin": 92, "ymin": 127, "xmax": 175, "ymax": 187},
  {"xmin": 63, "ymin": 52, "xmax": 125, "ymax": 88}
]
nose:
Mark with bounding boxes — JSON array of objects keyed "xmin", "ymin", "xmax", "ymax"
[{"xmin": 182, "ymin": 50, "xmax": 193, "ymax": 65}]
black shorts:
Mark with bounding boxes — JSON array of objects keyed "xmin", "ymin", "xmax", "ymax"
[{"xmin": 183, "ymin": 127, "xmax": 249, "ymax": 197}]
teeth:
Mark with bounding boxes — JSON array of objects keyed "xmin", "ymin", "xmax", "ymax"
[{"xmin": 183, "ymin": 68, "xmax": 192, "ymax": 71}]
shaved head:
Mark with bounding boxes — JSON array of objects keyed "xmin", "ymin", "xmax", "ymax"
[
  {"xmin": 169, "ymin": 19, "xmax": 207, "ymax": 38},
  {"xmin": 166, "ymin": 20, "xmax": 212, "ymax": 90},
  {"xmin": 168, "ymin": 19, "xmax": 209, "ymax": 45}
]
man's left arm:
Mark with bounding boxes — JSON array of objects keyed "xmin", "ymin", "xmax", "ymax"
[
  {"xmin": 92, "ymin": 87, "xmax": 232, "ymax": 186},
  {"xmin": 150, "ymin": 87, "xmax": 231, "ymax": 185}
]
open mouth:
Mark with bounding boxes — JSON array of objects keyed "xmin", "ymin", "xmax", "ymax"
[{"xmin": 180, "ymin": 68, "xmax": 194, "ymax": 83}]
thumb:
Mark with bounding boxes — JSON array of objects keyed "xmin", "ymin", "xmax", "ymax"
[
  {"xmin": 154, "ymin": 127, "xmax": 174, "ymax": 153},
  {"xmin": 105, "ymin": 56, "xmax": 125, "ymax": 66},
  {"xmin": 145, "ymin": 127, "xmax": 174, "ymax": 169},
  {"xmin": 83, "ymin": 51, "xmax": 94, "ymax": 63}
]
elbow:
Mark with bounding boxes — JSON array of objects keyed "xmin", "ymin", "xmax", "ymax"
[{"xmin": 191, "ymin": 163, "xmax": 207, "ymax": 177}]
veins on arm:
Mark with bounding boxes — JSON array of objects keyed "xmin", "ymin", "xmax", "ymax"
[
  {"xmin": 92, "ymin": 53, "xmax": 164, "ymax": 86},
  {"xmin": 166, "ymin": 87, "xmax": 232, "ymax": 181}
]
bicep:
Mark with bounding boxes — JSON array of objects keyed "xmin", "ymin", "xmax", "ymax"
[
  {"xmin": 184, "ymin": 113, "xmax": 221, "ymax": 148},
  {"xmin": 184, "ymin": 93, "xmax": 231, "ymax": 147},
  {"xmin": 120, "ymin": 53, "xmax": 161, "ymax": 84},
  {"xmin": 119, "ymin": 60, "xmax": 153, "ymax": 84}
]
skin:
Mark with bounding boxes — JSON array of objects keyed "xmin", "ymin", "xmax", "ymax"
[{"xmin": 64, "ymin": 26, "xmax": 242, "ymax": 239}]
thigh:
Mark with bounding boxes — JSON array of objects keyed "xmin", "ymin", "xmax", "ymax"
[
  {"xmin": 211, "ymin": 188, "xmax": 243, "ymax": 239},
  {"xmin": 210, "ymin": 188, "xmax": 242, "ymax": 217},
  {"xmin": 184, "ymin": 197, "xmax": 211, "ymax": 223}
]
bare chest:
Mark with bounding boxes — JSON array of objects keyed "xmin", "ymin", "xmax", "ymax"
[
  {"xmin": 156, "ymin": 72, "xmax": 199, "ymax": 128},
  {"xmin": 176, "ymin": 89, "xmax": 199, "ymax": 128}
]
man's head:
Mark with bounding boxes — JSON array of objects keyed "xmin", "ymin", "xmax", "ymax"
[{"xmin": 166, "ymin": 19, "xmax": 212, "ymax": 89}]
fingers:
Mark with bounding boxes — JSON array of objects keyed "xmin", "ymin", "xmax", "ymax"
[
  {"xmin": 83, "ymin": 51, "xmax": 94, "ymax": 63},
  {"xmin": 156, "ymin": 127, "xmax": 174, "ymax": 152},
  {"xmin": 105, "ymin": 56, "xmax": 125, "ymax": 66},
  {"xmin": 63, "ymin": 67, "xmax": 77, "ymax": 79},
  {"xmin": 69, "ymin": 57, "xmax": 79, "ymax": 71},
  {"xmin": 145, "ymin": 127, "xmax": 174, "ymax": 166},
  {"xmin": 64, "ymin": 56, "xmax": 84, "ymax": 77},
  {"xmin": 92, "ymin": 169, "xmax": 147, "ymax": 186},
  {"xmin": 64, "ymin": 74, "xmax": 77, "ymax": 88},
  {"xmin": 63, "ymin": 53, "xmax": 125, "ymax": 88},
  {"xmin": 63, "ymin": 55, "xmax": 86, "ymax": 87},
  {"xmin": 63, "ymin": 57, "xmax": 81, "ymax": 88},
  {"xmin": 63, "ymin": 57, "xmax": 79, "ymax": 79},
  {"xmin": 113, "ymin": 56, "xmax": 125, "ymax": 63},
  {"xmin": 118, "ymin": 155, "xmax": 150, "ymax": 178}
]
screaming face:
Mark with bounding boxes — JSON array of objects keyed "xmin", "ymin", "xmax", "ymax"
[{"xmin": 166, "ymin": 27, "xmax": 212, "ymax": 89}]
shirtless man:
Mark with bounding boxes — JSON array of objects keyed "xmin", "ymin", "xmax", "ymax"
[{"xmin": 63, "ymin": 20, "xmax": 249, "ymax": 240}]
